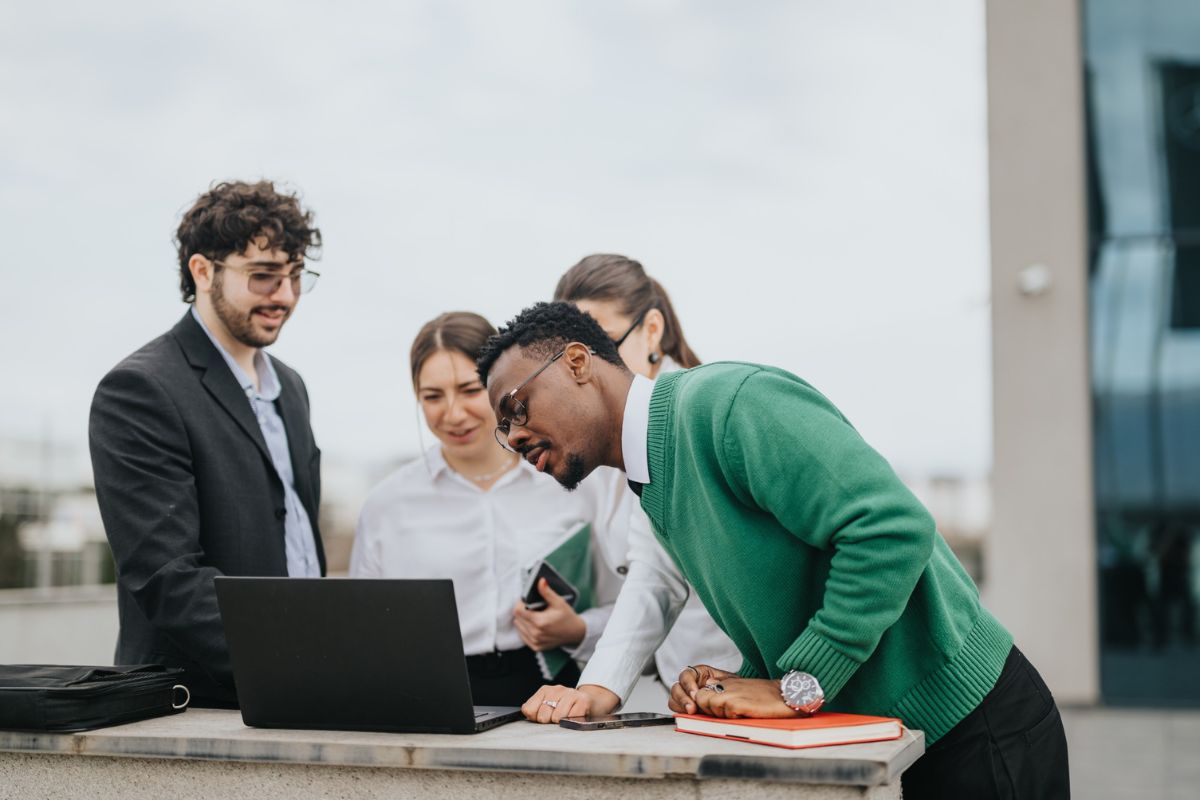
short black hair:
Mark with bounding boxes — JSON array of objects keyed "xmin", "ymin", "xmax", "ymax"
[{"xmin": 476, "ymin": 301, "xmax": 628, "ymax": 384}]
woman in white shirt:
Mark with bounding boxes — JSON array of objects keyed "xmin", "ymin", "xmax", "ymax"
[
  {"xmin": 350, "ymin": 312, "xmax": 622, "ymax": 706},
  {"xmin": 551, "ymin": 254, "xmax": 742, "ymax": 704}
]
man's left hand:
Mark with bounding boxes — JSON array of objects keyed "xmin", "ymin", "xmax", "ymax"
[
  {"xmin": 511, "ymin": 578, "xmax": 586, "ymax": 651},
  {"xmin": 687, "ymin": 677, "xmax": 804, "ymax": 719}
]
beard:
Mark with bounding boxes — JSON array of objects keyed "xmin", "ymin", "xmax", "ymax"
[
  {"xmin": 555, "ymin": 453, "xmax": 589, "ymax": 491},
  {"xmin": 211, "ymin": 272, "xmax": 290, "ymax": 348}
]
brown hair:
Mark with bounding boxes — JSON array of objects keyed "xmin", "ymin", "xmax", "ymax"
[
  {"xmin": 553, "ymin": 254, "xmax": 700, "ymax": 368},
  {"xmin": 175, "ymin": 180, "xmax": 321, "ymax": 303},
  {"xmin": 409, "ymin": 312, "xmax": 498, "ymax": 388}
]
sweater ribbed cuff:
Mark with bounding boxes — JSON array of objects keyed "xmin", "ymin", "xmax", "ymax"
[
  {"xmin": 776, "ymin": 627, "xmax": 862, "ymax": 700},
  {"xmin": 737, "ymin": 660, "xmax": 760, "ymax": 679}
]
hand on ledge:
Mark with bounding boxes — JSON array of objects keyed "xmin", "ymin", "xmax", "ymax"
[
  {"xmin": 672, "ymin": 665, "xmax": 798, "ymax": 719},
  {"xmin": 521, "ymin": 683, "xmax": 620, "ymax": 723}
]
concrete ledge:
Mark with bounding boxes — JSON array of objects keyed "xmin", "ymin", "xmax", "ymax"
[
  {"xmin": 0, "ymin": 752, "xmax": 909, "ymax": 800},
  {"xmin": 0, "ymin": 709, "xmax": 923, "ymax": 787},
  {"xmin": 0, "ymin": 585, "xmax": 116, "ymax": 607}
]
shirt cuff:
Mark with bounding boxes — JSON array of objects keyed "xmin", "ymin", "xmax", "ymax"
[
  {"xmin": 775, "ymin": 627, "xmax": 862, "ymax": 701},
  {"xmin": 577, "ymin": 644, "xmax": 649, "ymax": 706},
  {"xmin": 563, "ymin": 605, "xmax": 612, "ymax": 662}
]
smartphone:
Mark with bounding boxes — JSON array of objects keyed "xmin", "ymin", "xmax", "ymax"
[
  {"xmin": 559, "ymin": 713, "xmax": 674, "ymax": 730},
  {"xmin": 522, "ymin": 560, "xmax": 578, "ymax": 610}
]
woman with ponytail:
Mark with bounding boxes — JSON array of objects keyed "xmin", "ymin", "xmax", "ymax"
[
  {"xmin": 551, "ymin": 255, "xmax": 741, "ymax": 710},
  {"xmin": 554, "ymin": 254, "xmax": 700, "ymax": 375}
]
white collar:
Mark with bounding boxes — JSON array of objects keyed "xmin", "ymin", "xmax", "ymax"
[
  {"xmin": 423, "ymin": 444, "xmax": 530, "ymax": 489},
  {"xmin": 620, "ymin": 374, "xmax": 655, "ymax": 485}
]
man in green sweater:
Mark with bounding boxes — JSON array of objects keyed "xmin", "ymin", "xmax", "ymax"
[{"xmin": 478, "ymin": 302, "xmax": 1068, "ymax": 797}]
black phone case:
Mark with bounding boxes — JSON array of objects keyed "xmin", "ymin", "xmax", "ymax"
[
  {"xmin": 522, "ymin": 561, "xmax": 578, "ymax": 610},
  {"xmin": 559, "ymin": 713, "xmax": 674, "ymax": 730}
]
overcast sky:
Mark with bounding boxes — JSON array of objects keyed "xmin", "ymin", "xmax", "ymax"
[{"xmin": 0, "ymin": 0, "xmax": 990, "ymax": 481}]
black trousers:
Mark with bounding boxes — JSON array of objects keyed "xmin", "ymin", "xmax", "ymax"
[
  {"xmin": 466, "ymin": 647, "xmax": 581, "ymax": 707},
  {"xmin": 902, "ymin": 646, "xmax": 1070, "ymax": 799}
]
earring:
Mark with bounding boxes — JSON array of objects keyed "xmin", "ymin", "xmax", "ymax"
[{"xmin": 648, "ymin": 353, "xmax": 660, "ymax": 365}]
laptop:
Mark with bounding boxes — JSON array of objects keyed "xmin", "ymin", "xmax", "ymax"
[{"xmin": 214, "ymin": 577, "xmax": 523, "ymax": 734}]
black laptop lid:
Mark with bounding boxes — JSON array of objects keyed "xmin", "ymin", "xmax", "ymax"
[{"xmin": 215, "ymin": 578, "xmax": 479, "ymax": 733}]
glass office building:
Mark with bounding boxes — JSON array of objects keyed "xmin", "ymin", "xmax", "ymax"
[{"xmin": 1086, "ymin": 0, "xmax": 1200, "ymax": 705}]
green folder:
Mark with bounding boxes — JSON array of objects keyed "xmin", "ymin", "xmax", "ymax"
[{"xmin": 533, "ymin": 522, "xmax": 594, "ymax": 680}]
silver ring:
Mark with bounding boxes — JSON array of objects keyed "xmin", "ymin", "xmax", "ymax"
[
  {"xmin": 542, "ymin": 699, "xmax": 559, "ymax": 708},
  {"xmin": 703, "ymin": 682, "xmax": 725, "ymax": 693}
]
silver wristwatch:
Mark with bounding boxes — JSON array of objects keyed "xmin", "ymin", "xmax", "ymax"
[{"xmin": 779, "ymin": 670, "xmax": 825, "ymax": 714}]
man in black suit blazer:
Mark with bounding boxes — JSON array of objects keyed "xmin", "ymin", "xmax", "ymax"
[{"xmin": 89, "ymin": 181, "xmax": 326, "ymax": 707}]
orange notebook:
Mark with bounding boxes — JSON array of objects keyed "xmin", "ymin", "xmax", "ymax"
[{"xmin": 674, "ymin": 712, "xmax": 904, "ymax": 750}]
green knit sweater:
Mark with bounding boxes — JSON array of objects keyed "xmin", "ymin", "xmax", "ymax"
[{"xmin": 640, "ymin": 363, "xmax": 1012, "ymax": 743}]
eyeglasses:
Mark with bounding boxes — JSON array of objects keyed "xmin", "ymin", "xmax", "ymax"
[
  {"xmin": 611, "ymin": 309, "xmax": 647, "ymax": 348},
  {"xmin": 493, "ymin": 349, "xmax": 567, "ymax": 452},
  {"xmin": 213, "ymin": 260, "xmax": 320, "ymax": 296}
]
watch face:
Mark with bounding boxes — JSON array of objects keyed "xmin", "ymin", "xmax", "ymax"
[{"xmin": 781, "ymin": 671, "xmax": 822, "ymax": 707}]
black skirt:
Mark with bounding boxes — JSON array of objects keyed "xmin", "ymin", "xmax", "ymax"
[{"xmin": 465, "ymin": 647, "xmax": 582, "ymax": 707}]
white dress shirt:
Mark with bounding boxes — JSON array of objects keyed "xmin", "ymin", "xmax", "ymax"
[
  {"xmin": 579, "ymin": 359, "xmax": 743, "ymax": 703},
  {"xmin": 349, "ymin": 446, "xmax": 622, "ymax": 660}
]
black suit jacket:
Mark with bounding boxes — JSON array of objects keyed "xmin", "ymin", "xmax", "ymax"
[{"xmin": 89, "ymin": 312, "xmax": 325, "ymax": 707}]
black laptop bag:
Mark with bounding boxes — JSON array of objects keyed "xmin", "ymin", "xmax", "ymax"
[{"xmin": 0, "ymin": 664, "xmax": 190, "ymax": 732}]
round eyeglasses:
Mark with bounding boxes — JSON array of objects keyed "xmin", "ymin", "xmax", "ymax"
[{"xmin": 493, "ymin": 349, "xmax": 565, "ymax": 452}]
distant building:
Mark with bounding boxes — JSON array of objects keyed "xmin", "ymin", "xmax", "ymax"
[{"xmin": 16, "ymin": 490, "xmax": 110, "ymax": 588}]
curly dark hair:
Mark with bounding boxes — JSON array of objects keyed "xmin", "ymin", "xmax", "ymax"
[
  {"xmin": 476, "ymin": 302, "xmax": 628, "ymax": 385},
  {"xmin": 174, "ymin": 180, "xmax": 322, "ymax": 302}
]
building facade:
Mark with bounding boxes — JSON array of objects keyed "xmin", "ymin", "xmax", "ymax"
[{"xmin": 988, "ymin": 0, "xmax": 1199, "ymax": 706}]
